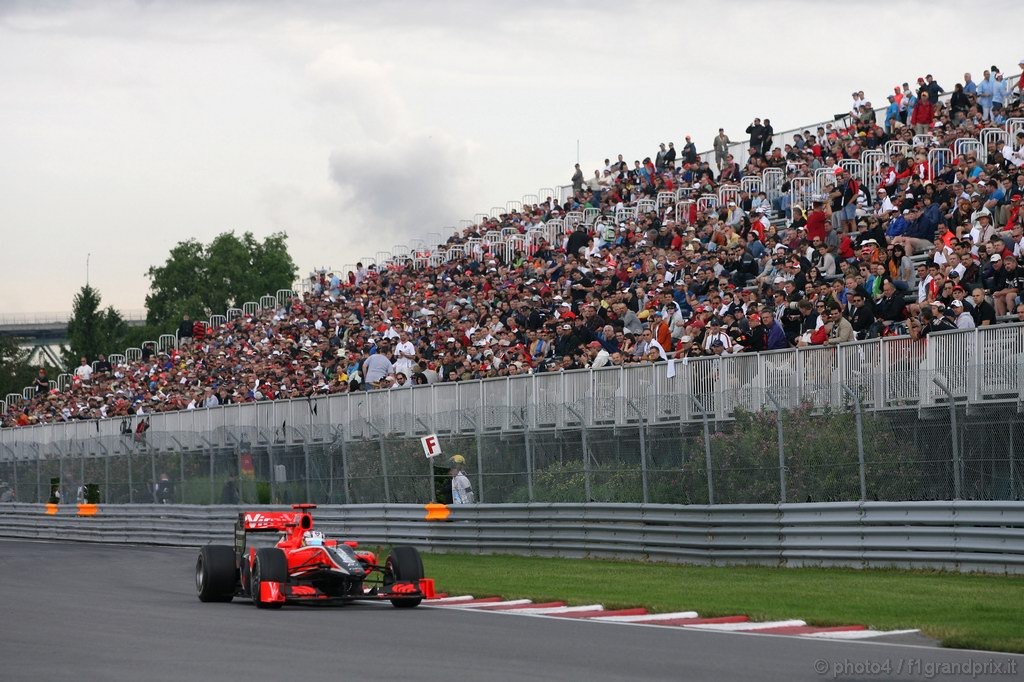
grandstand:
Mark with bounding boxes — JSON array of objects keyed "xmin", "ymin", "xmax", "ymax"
[{"xmin": 2, "ymin": 63, "xmax": 1023, "ymax": 432}]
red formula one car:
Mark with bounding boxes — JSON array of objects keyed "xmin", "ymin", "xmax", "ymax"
[{"xmin": 195, "ymin": 504, "xmax": 434, "ymax": 609}]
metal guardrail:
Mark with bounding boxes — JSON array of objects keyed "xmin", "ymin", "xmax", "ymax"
[{"xmin": 2, "ymin": 501, "xmax": 1022, "ymax": 574}]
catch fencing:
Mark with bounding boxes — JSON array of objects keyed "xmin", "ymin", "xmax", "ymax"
[
  {"xmin": 1, "ymin": 501, "xmax": 1021, "ymax": 574},
  {"xmin": 1, "ymin": 391, "xmax": 1021, "ymax": 507}
]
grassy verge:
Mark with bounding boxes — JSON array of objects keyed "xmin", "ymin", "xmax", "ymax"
[{"xmin": 421, "ymin": 553, "xmax": 1024, "ymax": 654}]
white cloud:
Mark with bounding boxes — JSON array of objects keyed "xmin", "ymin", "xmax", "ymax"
[
  {"xmin": 304, "ymin": 45, "xmax": 407, "ymax": 141},
  {"xmin": 327, "ymin": 131, "xmax": 479, "ymax": 253},
  {"xmin": 0, "ymin": 0, "xmax": 1022, "ymax": 315}
]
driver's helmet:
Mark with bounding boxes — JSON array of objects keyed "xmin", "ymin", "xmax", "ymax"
[{"xmin": 303, "ymin": 530, "xmax": 324, "ymax": 547}]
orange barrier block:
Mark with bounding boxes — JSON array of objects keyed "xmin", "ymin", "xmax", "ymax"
[
  {"xmin": 424, "ymin": 503, "xmax": 450, "ymax": 521},
  {"xmin": 45, "ymin": 503, "xmax": 58, "ymax": 515},
  {"xmin": 77, "ymin": 503, "xmax": 98, "ymax": 517}
]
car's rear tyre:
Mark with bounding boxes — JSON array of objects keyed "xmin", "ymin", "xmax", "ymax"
[
  {"xmin": 252, "ymin": 547, "xmax": 288, "ymax": 609},
  {"xmin": 386, "ymin": 546, "xmax": 424, "ymax": 608},
  {"xmin": 196, "ymin": 545, "xmax": 236, "ymax": 603}
]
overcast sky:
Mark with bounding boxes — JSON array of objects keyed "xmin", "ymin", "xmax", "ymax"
[{"xmin": 1, "ymin": 0, "xmax": 1020, "ymax": 316}]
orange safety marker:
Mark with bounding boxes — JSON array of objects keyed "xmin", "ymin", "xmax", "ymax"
[
  {"xmin": 77, "ymin": 503, "xmax": 98, "ymax": 517},
  {"xmin": 424, "ymin": 503, "xmax": 450, "ymax": 521},
  {"xmin": 45, "ymin": 503, "xmax": 58, "ymax": 515}
]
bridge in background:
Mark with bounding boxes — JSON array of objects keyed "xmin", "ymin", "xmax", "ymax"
[{"xmin": 0, "ymin": 310, "xmax": 147, "ymax": 371}]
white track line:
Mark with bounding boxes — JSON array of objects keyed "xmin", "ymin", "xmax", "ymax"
[
  {"xmin": 454, "ymin": 599, "xmax": 534, "ymax": 609},
  {"xmin": 806, "ymin": 629, "xmax": 921, "ymax": 639},
  {"xmin": 510, "ymin": 605, "xmax": 605, "ymax": 615},
  {"xmin": 424, "ymin": 595, "xmax": 476, "ymax": 604},
  {"xmin": 589, "ymin": 611, "xmax": 699, "ymax": 622},
  {"xmin": 688, "ymin": 619, "xmax": 807, "ymax": 631}
]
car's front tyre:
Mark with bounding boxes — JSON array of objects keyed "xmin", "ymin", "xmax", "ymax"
[
  {"xmin": 251, "ymin": 547, "xmax": 288, "ymax": 609},
  {"xmin": 386, "ymin": 546, "xmax": 424, "ymax": 608}
]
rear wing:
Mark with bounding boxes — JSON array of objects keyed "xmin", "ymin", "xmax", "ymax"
[
  {"xmin": 237, "ymin": 504, "xmax": 318, "ymax": 533},
  {"xmin": 237, "ymin": 511, "xmax": 302, "ymax": 533},
  {"xmin": 234, "ymin": 505, "xmax": 317, "ymax": 554}
]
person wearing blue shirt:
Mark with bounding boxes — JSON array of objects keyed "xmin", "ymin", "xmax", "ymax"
[
  {"xmin": 902, "ymin": 89, "xmax": 917, "ymax": 125},
  {"xmin": 884, "ymin": 95, "xmax": 899, "ymax": 134},
  {"xmin": 977, "ymin": 70, "xmax": 994, "ymax": 120},
  {"xmin": 992, "ymin": 73, "xmax": 1007, "ymax": 112},
  {"xmin": 963, "ymin": 72, "xmax": 977, "ymax": 95},
  {"xmin": 886, "ymin": 211, "xmax": 909, "ymax": 238}
]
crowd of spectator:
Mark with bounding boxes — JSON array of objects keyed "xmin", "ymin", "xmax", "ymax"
[{"xmin": 3, "ymin": 61, "xmax": 1024, "ymax": 428}]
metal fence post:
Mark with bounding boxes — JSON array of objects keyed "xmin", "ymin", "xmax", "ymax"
[
  {"xmin": 842, "ymin": 384, "xmax": 867, "ymax": 501},
  {"xmin": 524, "ymin": 429, "xmax": 534, "ymax": 502},
  {"xmin": 126, "ymin": 444, "xmax": 134, "ymax": 504},
  {"xmin": 178, "ymin": 450, "xmax": 186, "ymax": 504},
  {"xmin": 475, "ymin": 421, "xmax": 484, "ymax": 505},
  {"xmin": 626, "ymin": 400, "xmax": 648, "ymax": 504},
  {"xmin": 365, "ymin": 421, "xmax": 389, "ymax": 503},
  {"xmin": 565, "ymin": 404, "xmax": 590, "ymax": 502},
  {"xmin": 208, "ymin": 446, "xmax": 215, "ymax": 505},
  {"xmin": 379, "ymin": 431, "xmax": 389, "ymax": 504},
  {"xmin": 932, "ymin": 378, "xmax": 962, "ymax": 500},
  {"xmin": 766, "ymin": 391, "xmax": 786, "ymax": 504},
  {"xmin": 414, "ymin": 417, "xmax": 435, "ymax": 503},
  {"xmin": 339, "ymin": 429, "xmax": 351, "ymax": 505},
  {"xmin": 236, "ymin": 441, "xmax": 244, "ymax": 505},
  {"xmin": 459, "ymin": 411, "xmax": 483, "ymax": 504},
  {"xmin": 692, "ymin": 396, "xmax": 714, "ymax": 505},
  {"xmin": 1007, "ymin": 419, "xmax": 1015, "ymax": 499},
  {"xmin": 150, "ymin": 448, "xmax": 158, "ymax": 503},
  {"xmin": 302, "ymin": 442, "xmax": 312, "ymax": 504}
]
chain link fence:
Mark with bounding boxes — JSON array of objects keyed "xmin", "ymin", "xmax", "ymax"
[{"xmin": 1, "ymin": 389, "xmax": 1022, "ymax": 506}]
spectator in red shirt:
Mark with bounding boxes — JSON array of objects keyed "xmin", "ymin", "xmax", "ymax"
[
  {"xmin": 910, "ymin": 91, "xmax": 934, "ymax": 135},
  {"xmin": 805, "ymin": 199, "xmax": 830, "ymax": 243}
]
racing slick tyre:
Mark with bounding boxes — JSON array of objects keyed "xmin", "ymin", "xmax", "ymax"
[
  {"xmin": 252, "ymin": 547, "xmax": 288, "ymax": 610},
  {"xmin": 196, "ymin": 545, "xmax": 236, "ymax": 603},
  {"xmin": 386, "ymin": 546, "xmax": 424, "ymax": 608}
]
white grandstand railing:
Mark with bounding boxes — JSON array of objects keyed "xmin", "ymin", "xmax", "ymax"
[
  {"xmin": 980, "ymin": 127, "xmax": 1007, "ymax": 153},
  {"xmin": 954, "ymin": 137, "xmax": 983, "ymax": 159},
  {"xmin": 3, "ymin": 324, "xmax": 1022, "ymax": 443},
  {"xmin": 1007, "ymin": 118, "xmax": 1024, "ymax": 146},
  {"xmin": 927, "ymin": 148, "xmax": 953, "ymax": 182}
]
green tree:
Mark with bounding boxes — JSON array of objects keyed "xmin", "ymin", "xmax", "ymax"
[
  {"xmin": 62, "ymin": 285, "xmax": 129, "ymax": 368},
  {"xmin": 144, "ymin": 231, "xmax": 297, "ymax": 327},
  {"xmin": 0, "ymin": 337, "xmax": 40, "ymax": 398}
]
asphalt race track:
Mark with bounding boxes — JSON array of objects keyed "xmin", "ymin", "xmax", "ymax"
[{"xmin": 0, "ymin": 541, "xmax": 1020, "ymax": 682}]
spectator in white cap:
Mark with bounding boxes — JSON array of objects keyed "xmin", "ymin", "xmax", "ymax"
[
  {"xmin": 725, "ymin": 200, "xmax": 745, "ymax": 228},
  {"xmin": 950, "ymin": 300, "xmax": 975, "ymax": 329},
  {"xmin": 874, "ymin": 188, "xmax": 895, "ymax": 218}
]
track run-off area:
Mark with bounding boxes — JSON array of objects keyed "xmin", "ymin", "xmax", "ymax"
[{"xmin": 0, "ymin": 541, "xmax": 1019, "ymax": 682}]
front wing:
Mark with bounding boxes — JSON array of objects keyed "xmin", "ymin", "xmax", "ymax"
[{"xmin": 257, "ymin": 578, "xmax": 434, "ymax": 606}]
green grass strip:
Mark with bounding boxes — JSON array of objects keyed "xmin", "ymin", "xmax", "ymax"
[{"xmin": 422, "ymin": 553, "xmax": 1024, "ymax": 654}]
